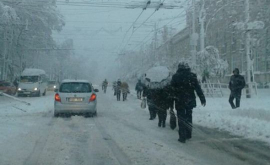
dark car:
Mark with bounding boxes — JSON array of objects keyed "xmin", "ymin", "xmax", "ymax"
[{"xmin": 0, "ymin": 81, "xmax": 17, "ymax": 95}]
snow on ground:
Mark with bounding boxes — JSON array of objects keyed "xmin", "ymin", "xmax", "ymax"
[
  {"xmin": 193, "ymin": 88, "xmax": 270, "ymax": 144},
  {"xmin": 0, "ymin": 93, "xmax": 53, "ymax": 146},
  {"xmin": 0, "ymin": 87, "xmax": 269, "ymax": 164},
  {"xmin": 129, "ymin": 85, "xmax": 270, "ymax": 145}
]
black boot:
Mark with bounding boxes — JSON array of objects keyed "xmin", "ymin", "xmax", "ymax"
[
  {"xmin": 178, "ymin": 129, "xmax": 186, "ymax": 143},
  {"xmin": 158, "ymin": 121, "xmax": 161, "ymax": 127},
  {"xmin": 162, "ymin": 121, "xmax": 166, "ymax": 128},
  {"xmin": 178, "ymin": 138, "xmax": 186, "ymax": 143}
]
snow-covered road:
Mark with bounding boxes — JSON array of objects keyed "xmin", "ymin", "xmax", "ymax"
[{"xmin": 0, "ymin": 88, "xmax": 269, "ymax": 165}]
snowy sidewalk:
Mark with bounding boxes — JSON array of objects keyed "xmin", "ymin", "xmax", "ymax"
[
  {"xmin": 193, "ymin": 88, "xmax": 270, "ymax": 144},
  {"xmin": 129, "ymin": 85, "xmax": 270, "ymax": 145}
]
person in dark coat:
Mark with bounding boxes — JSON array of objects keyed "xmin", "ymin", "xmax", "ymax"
[
  {"xmin": 142, "ymin": 78, "xmax": 157, "ymax": 120},
  {"xmin": 13, "ymin": 78, "xmax": 19, "ymax": 90},
  {"xmin": 155, "ymin": 84, "xmax": 174, "ymax": 128},
  {"xmin": 143, "ymin": 78, "xmax": 173, "ymax": 127},
  {"xmin": 171, "ymin": 63, "xmax": 206, "ymax": 143},
  {"xmin": 135, "ymin": 80, "xmax": 143, "ymax": 99},
  {"xmin": 229, "ymin": 68, "xmax": 246, "ymax": 109},
  {"xmin": 116, "ymin": 79, "xmax": 122, "ymax": 101}
]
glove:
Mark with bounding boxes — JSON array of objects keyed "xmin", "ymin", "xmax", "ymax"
[{"xmin": 201, "ymin": 101, "xmax": 206, "ymax": 107}]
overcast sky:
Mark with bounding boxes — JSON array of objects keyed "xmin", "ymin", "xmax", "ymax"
[{"xmin": 53, "ymin": 0, "xmax": 189, "ymax": 83}]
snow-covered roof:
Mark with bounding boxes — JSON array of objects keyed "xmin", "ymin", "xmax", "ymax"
[
  {"xmin": 21, "ymin": 69, "xmax": 46, "ymax": 76},
  {"xmin": 61, "ymin": 79, "xmax": 90, "ymax": 84}
]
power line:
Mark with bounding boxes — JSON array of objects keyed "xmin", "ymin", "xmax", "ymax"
[{"xmin": 118, "ymin": 0, "xmax": 167, "ymax": 53}]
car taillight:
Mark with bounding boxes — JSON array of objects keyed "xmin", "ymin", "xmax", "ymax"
[
  {"xmin": 55, "ymin": 93, "xmax": 61, "ymax": 102},
  {"xmin": 89, "ymin": 94, "xmax": 96, "ymax": 102}
]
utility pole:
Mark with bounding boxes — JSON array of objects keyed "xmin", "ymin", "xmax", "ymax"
[
  {"xmin": 199, "ymin": 0, "xmax": 205, "ymax": 52},
  {"xmin": 1, "ymin": 28, "xmax": 8, "ymax": 80},
  {"xmin": 190, "ymin": 0, "xmax": 198, "ymax": 69},
  {"xmin": 245, "ymin": 0, "xmax": 252, "ymax": 98}
]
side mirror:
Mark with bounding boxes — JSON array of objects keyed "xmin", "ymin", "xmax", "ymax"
[
  {"xmin": 54, "ymin": 89, "xmax": 59, "ymax": 92},
  {"xmin": 94, "ymin": 89, "xmax": 99, "ymax": 92}
]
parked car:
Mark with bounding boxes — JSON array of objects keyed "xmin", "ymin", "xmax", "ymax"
[
  {"xmin": 54, "ymin": 79, "xmax": 99, "ymax": 117},
  {"xmin": 17, "ymin": 69, "xmax": 48, "ymax": 97},
  {"xmin": 0, "ymin": 81, "xmax": 17, "ymax": 95},
  {"xmin": 47, "ymin": 80, "xmax": 59, "ymax": 91}
]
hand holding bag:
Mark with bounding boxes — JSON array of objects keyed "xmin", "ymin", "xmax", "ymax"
[{"xmin": 141, "ymin": 98, "xmax": 147, "ymax": 109}]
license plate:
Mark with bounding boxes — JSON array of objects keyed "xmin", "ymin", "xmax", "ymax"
[
  {"xmin": 24, "ymin": 92, "xmax": 31, "ymax": 94},
  {"xmin": 69, "ymin": 98, "xmax": 83, "ymax": 102}
]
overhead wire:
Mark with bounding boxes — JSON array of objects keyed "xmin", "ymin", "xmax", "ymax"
[{"xmin": 119, "ymin": 0, "xmax": 167, "ymax": 53}]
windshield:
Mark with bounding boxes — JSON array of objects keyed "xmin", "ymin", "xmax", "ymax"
[
  {"xmin": 0, "ymin": 0, "xmax": 270, "ymax": 164},
  {"xmin": 48, "ymin": 81, "xmax": 56, "ymax": 85},
  {"xmin": 60, "ymin": 82, "xmax": 92, "ymax": 93},
  {"xmin": 0, "ymin": 82, "xmax": 11, "ymax": 87},
  {"xmin": 20, "ymin": 76, "xmax": 39, "ymax": 83}
]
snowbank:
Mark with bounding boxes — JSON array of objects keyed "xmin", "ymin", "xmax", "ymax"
[{"xmin": 193, "ymin": 89, "xmax": 270, "ymax": 144}]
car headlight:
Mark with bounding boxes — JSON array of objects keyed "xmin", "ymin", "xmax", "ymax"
[
  {"xmin": 34, "ymin": 88, "xmax": 38, "ymax": 91},
  {"xmin": 54, "ymin": 85, "xmax": 56, "ymax": 88},
  {"xmin": 18, "ymin": 88, "xmax": 22, "ymax": 91}
]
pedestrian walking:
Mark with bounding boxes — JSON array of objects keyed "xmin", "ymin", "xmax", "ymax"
[
  {"xmin": 142, "ymin": 66, "xmax": 173, "ymax": 127},
  {"xmin": 116, "ymin": 79, "xmax": 122, "ymax": 101},
  {"xmin": 229, "ymin": 68, "xmax": 246, "ymax": 109},
  {"xmin": 142, "ymin": 78, "xmax": 158, "ymax": 120},
  {"xmin": 171, "ymin": 62, "xmax": 206, "ymax": 143},
  {"xmin": 102, "ymin": 79, "xmax": 108, "ymax": 93},
  {"xmin": 121, "ymin": 82, "xmax": 129, "ymax": 101},
  {"xmin": 135, "ymin": 80, "xmax": 143, "ymax": 99},
  {"xmin": 112, "ymin": 81, "xmax": 117, "ymax": 96}
]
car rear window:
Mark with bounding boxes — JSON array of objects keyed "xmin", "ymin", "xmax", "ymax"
[{"xmin": 60, "ymin": 82, "xmax": 92, "ymax": 93}]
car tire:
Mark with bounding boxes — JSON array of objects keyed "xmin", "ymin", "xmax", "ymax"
[
  {"xmin": 54, "ymin": 111, "xmax": 59, "ymax": 117},
  {"xmin": 84, "ymin": 113, "xmax": 93, "ymax": 118},
  {"xmin": 37, "ymin": 91, "xmax": 41, "ymax": 97},
  {"xmin": 17, "ymin": 94, "xmax": 23, "ymax": 97},
  {"xmin": 43, "ymin": 89, "xmax": 46, "ymax": 96}
]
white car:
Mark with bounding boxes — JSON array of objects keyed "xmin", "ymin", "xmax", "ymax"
[
  {"xmin": 54, "ymin": 79, "xmax": 99, "ymax": 117},
  {"xmin": 17, "ymin": 69, "xmax": 48, "ymax": 97}
]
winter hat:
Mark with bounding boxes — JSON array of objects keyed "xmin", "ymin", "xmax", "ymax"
[
  {"xmin": 178, "ymin": 62, "xmax": 190, "ymax": 70},
  {"xmin": 233, "ymin": 68, "xmax": 239, "ymax": 74}
]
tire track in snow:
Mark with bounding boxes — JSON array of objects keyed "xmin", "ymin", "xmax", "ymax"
[
  {"xmin": 94, "ymin": 117, "xmax": 133, "ymax": 165},
  {"xmin": 100, "ymin": 88, "xmax": 270, "ymax": 165},
  {"xmin": 23, "ymin": 115, "xmax": 57, "ymax": 165}
]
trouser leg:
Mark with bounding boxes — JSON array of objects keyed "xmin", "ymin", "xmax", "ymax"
[
  {"xmin": 157, "ymin": 111, "xmax": 162, "ymax": 126},
  {"xmin": 162, "ymin": 110, "xmax": 167, "ymax": 127},
  {"xmin": 186, "ymin": 109, "xmax": 193, "ymax": 139},
  {"xmin": 229, "ymin": 94, "xmax": 236, "ymax": 109},
  {"xmin": 177, "ymin": 109, "xmax": 187, "ymax": 142},
  {"xmin": 236, "ymin": 94, "xmax": 241, "ymax": 108},
  {"xmin": 117, "ymin": 92, "xmax": 121, "ymax": 101},
  {"xmin": 149, "ymin": 106, "xmax": 157, "ymax": 120}
]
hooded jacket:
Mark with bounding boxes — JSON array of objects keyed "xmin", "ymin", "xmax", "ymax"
[{"xmin": 171, "ymin": 68, "xmax": 206, "ymax": 109}]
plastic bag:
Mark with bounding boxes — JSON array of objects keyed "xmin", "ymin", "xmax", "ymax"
[
  {"xmin": 170, "ymin": 110, "xmax": 177, "ymax": 130},
  {"xmin": 141, "ymin": 98, "xmax": 147, "ymax": 109}
]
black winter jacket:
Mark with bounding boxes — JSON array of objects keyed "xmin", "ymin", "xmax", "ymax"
[
  {"xmin": 171, "ymin": 68, "xmax": 206, "ymax": 110},
  {"xmin": 229, "ymin": 75, "xmax": 245, "ymax": 94},
  {"xmin": 143, "ymin": 85, "xmax": 173, "ymax": 111}
]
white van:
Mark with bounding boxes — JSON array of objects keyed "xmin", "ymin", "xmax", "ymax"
[{"xmin": 18, "ymin": 69, "xmax": 48, "ymax": 97}]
